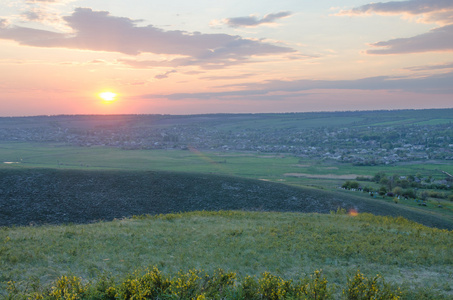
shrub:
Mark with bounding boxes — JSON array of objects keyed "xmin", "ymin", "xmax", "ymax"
[
  {"xmin": 355, "ymin": 176, "xmax": 370, "ymax": 182},
  {"xmin": 342, "ymin": 181, "xmax": 360, "ymax": 190},
  {"xmin": 238, "ymin": 275, "xmax": 259, "ymax": 299},
  {"xmin": 202, "ymin": 268, "xmax": 236, "ymax": 298},
  {"xmin": 48, "ymin": 275, "xmax": 87, "ymax": 300},
  {"xmin": 428, "ymin": 191, "xmax": 446, "ymax": 199},
  {"xmin": 378, "ymin": 186, "xmax": 387, "ymax": 196},
  {"xmin": 401, "ymin": 189, "xmax": 416, "ymax": 199},
  {"xmin": 344, "ymin": 269, "xmax": 402, "ymax": 300},
  {"xmin": 392, "ymin": 187, "xmax": 402, "ymax": 196},
  {"xmin": 258, "ymin": 272, "xmax": 291, "ymax": 300},
  {"xmin": 168, "ymin": 269, "xmax": 202, "ymax": 299},
  {"xmin": 297, "ymin": 269, "xmax": 331, "ymax": 300}
]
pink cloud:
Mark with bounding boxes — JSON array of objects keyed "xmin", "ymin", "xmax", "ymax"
[
  {"xmin": 367, "ymin": 24, "xmax": 453, "ymax": 54},
  {"xmin": 144, "ymin": 71, "xmax": 453, "ymax": 101},
  {"xmin": 0, "ymin": 8, "xmax": 295, "ymax": 68},
  {"xmin": 338, "ymin": 0, "xmax": 453, "ymax": 54},
  {"xmin": 339, "ymin": 0, "xmax": 453, "ymax": 23},
  {"xmin": 405, "ymin": 62, "xmax": 453, "ymax": 71}
]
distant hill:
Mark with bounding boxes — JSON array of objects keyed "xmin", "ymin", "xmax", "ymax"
[
  {"xmin": 1, "ymin": 109, "xmax": 452, "ymax": 130},
  {"xmin": 1, "ymin": 168, "xmax": 451, "ymax": 229}
]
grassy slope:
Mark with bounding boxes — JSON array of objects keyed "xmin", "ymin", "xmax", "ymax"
[
  {"xmin": 1, "ymin": 211, "xmax": 452, "ymax": 297},
  {"xmin": 1, "ymin": 168, "xmax": 452, "ymax": 230}
]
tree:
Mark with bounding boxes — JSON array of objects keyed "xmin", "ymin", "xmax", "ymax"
[
  {"xmin": 392, "ymin": 187, "xmax": 402, "ymax": 196},
  {"xmin": 420, "ymin": 191, "xmax": 429, "ymax": 201},
  {"xmin": 400, "ymin": 179, "xmax": 409, "ymax": 188},
  {"xmin": 372, "ymin": 172, "xmax": 386, "ymax": 183},
  {"xmin": 402, "ymin": 189, "xmax": 416, "ymax": 199},
  {"xmin": 342, "ymin": 181, "xmax": 359, "ymax": 190},
  {"xmin": 378, "ymin": 186, "xmax": 387, "ymax": 196}
]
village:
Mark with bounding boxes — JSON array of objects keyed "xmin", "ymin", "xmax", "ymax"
[{"xmin": 0, "ymin": 114, "xmax": 452, "ymax": 166}]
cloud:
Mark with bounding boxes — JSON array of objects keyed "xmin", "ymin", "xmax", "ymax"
[
  {"xmin": 22, "ymin": 7, "xmax": 59, "ymax": 23},
  {"xmin": 338, "ymin": 0, "xmax": 453, "ymax": 24},
  {"xmin": 405, "ymin": 62, "xmax": 453, "ymax": 71},
  {"xmin": 367, "ymin": 24, "xmax": 453, "ymax": 54},
  {"xmin": 118, "ymin": 56, "xmax": 255, "ymax": 70},
  {"xmin": 155, "ymin": 70, "xmax": 176, "ymax": 79},
  {"xmin": 338, "ymin": 0, "xmax": 453, "ymax": 54},
  {"xmin": 0, "ymin": 19, "xmax": 8, "ymax": 28},
  {"xmin": 341, "ymin": 0, "xmax": 453, "ymax": 15},
  {"xmin": 20, "ymin": 0, "xmax": 78, "ymax": 29},
  {"xmin": 0, "ymin": 8, "xmax": 295, "ymax": 68},
  {"xmin": 199, "ymin": 73, "xmax": 255, "ymax": 81},
  {"xmin": 143, "ymin": 71, "xmax": 453, "ymax": 100},
  {"xmin": 222, "ymin": 11, "xmax": 292, "ymax": 28}
]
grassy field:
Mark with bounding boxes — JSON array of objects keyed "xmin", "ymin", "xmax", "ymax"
[
  {"xmin": 2, "ymin": 211, "xmax": 452, "ymax": 298},
  {"xmin": 2, "ymin": 142, "xmax": 452, "ymax": 179}
]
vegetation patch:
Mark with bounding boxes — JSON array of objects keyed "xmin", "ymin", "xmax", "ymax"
[
  {"xmin": 1, "ymin": 211, "xmax": 452, "ymax": 299},
  {"xmin": 6, "ymin": 267, "xmax": 406, "ymax": 299}
]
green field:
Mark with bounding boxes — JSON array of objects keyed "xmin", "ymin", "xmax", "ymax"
[
  {"xmin": 2, "ymin": 142, "xmax": 452, "ymax": 178},
  {"xmin": 2, "ymin": 211, "xmax": 453, "ymax": 299}
]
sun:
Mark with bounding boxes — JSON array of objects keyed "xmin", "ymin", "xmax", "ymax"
[{"xmin": 99, "ymin": 92, "xmax": 117, "ymax": 102}]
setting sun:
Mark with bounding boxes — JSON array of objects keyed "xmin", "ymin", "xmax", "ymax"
[{"xmin": 99, "ymin": 92, "xmax": 117, "ymax": 102}]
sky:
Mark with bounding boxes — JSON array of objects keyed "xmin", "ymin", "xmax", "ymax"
[{"xmin": 0, "ymin": 0, "xmax": 452, "ymax": 116}]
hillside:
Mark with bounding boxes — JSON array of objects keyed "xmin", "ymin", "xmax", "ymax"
[
  {"xmin": 2, "ymin": 211, "xmax": 452, "ymax": 299},
  {"xmin": 1, "ymin": 168, "xmax": 452, "ymax": 229}
]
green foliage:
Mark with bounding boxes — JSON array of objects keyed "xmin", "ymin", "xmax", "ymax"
[
  {"xmin": 392, "ymin": 187, "xmax": 403, "ymax": 196},
  {"xmin": 344, "ymin": 269, "xmax": 402, "ymax": 300},
  {"xmin": 117, "ymin": 267, "xmax": 170, "ymax": 299},
  {"xmin": 297, "ymin": 270, "xmax": 331, "ymax": 300},
  {"xmin": 401, "ymin": 189, "xmax": 416, "ymax": 199},
  {"xmin": 4, "ymin": 268, "xmax": 348, "ymax": 300},
  {"xmin": 428, "ymin": 191, "xmax": 446, "ymax": 199},
  {"xmin": 257, "ymin": 272, "xmax": 291, "ymax": 299},
  {"xmin": 49, "ymin": 275, "xmax": 87, "ymax": 300},
  {"xmin": 4, "ymin": 268, "xmax": 408, "ymax": 300},
  {"xmin": 378, "ymin": 186, "xmax": 387, "ymax": 196},
  {"xmin": 342, "ymin": 181, "xmax": 359, "ymax": 190}
]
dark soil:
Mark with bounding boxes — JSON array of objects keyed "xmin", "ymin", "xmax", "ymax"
[{"xmin": 1, "ymin": 168, "xmax": 451, "ymax": 229}]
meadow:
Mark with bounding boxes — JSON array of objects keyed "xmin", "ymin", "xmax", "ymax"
[
  {"xmin": 2, "ymin": 142, "xmax": 453, "ymax": 182},
  {"xmin": 2, "ymin": 211, "xmax": 453, "ymax": 299}
]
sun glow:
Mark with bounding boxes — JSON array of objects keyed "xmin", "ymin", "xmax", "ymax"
[{"xmin": 99, "ymin": 92, "xmax": 117, "ymax": 102}]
